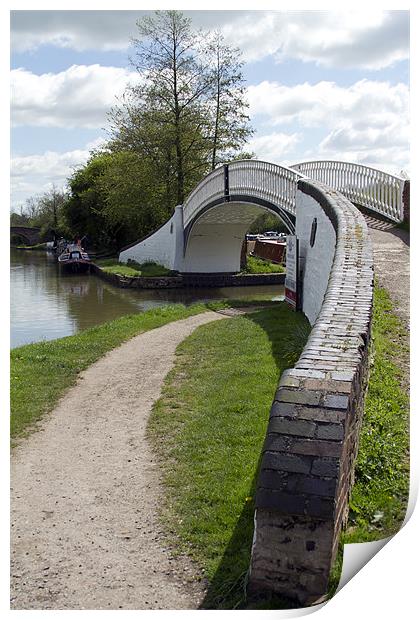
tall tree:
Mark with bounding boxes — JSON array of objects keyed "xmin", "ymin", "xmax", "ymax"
[
  {"xmin": 109, "ymin": 10, "xmax": 211, "ymax": 205},
  {"xmin": 204, "ymin": 30, "xmax": 253, "ymax": 170},
  {"xmin": 108, "ymin": 10, "xmax": 253, "ymax": 210}
]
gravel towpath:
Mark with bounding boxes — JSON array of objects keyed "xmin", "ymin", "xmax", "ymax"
[{"xmin": 11, "ymin": 311, "xmax": 228, "ymax": 610}]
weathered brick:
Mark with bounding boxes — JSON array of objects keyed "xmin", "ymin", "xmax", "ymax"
[
  {"xmin": 303, "ymin": 378, "xmax": 353, "ymax": 393},
  {"xmin": 300, "ymin": 477, "xmax": 337, "ymax": 498},
  {"xmin": 306, "ymin": 496, "xmax": 335, "ymax": 519},
  {"xmin": 289, "ymin": 437, "xmax": 343, "ymax": 458},
  {"xmin": 331, "ymin": 371, "xmax": 354, "ymax": 381},
  {"xmin": 298, "ymin": 407, "xmax": 346, "ymax": 424},
  {"xmin": 264, "ymin": 434, "xmax": 290, "ymax": 453},
  {"xmin": 256, "ymin": 488, "xmax": 307, "ymax": 514},
  {"xmin": 287, "ymin": 368, "xmax": 327, "ymax": 379},
  {"xmin": 323, "ymin": 394, "xmax": 349, "ymax": 409},
  {"xmin": 284, "ymin": 473, "xmax": 337, "ymax": 498},
  {"xmin": 315, "ymin": 423, "xmax": 345, "ymax": 441},
  {"xmin": 276, "ymin": 389, "xmax": 322, "ymax": 406},
  {"xmin": 249, "ymin": 178, "xmax": 373, "ymax": 604},
  {"xmin": 259, "ymin": 469, "xmax": 289, "ymax": 490},
  {"xmin": 279, "ymin": 375, "xmax": 301, "ymax": 388},
  {"xmin": 262, "ymin": 451, "xmax": 312, "ymax": 474},
  {"xmin": 270, "ymin": 401, "xmax": 298, "ymax": 418},
  {"xmin": 268, "ymin": 417, "xmax": 316, "ymax": 438},
  {"xmin": 311, "ymin": 458, "xmax": 340, "ymax": 477}
]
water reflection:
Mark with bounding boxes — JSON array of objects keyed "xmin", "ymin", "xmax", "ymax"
[{"xmin": 10, "ymin": 250, "xmax": 284, "ymax": 348}]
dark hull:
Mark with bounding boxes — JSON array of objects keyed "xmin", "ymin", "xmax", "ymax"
[{"xmin": 58, "ymin": 259, "xmax": 91, "ymax": 273}]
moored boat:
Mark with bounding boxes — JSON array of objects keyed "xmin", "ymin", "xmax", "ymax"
[{"xmin": 57, "ymin": 243, "xmax": 92, "ymax": 273}]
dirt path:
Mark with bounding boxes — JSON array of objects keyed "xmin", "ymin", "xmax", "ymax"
[{"xmin": 10, "ymin": 311, "xmax": 229, "ymax": 610}]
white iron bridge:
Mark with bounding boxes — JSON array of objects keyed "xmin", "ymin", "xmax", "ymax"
[
  {"xmin": 184, "ymin": 159, "xmax": 406, "ymax": 229},
  {"xmin": 119, "ymin": 159, "xmax": 409, "ymax": 273}
]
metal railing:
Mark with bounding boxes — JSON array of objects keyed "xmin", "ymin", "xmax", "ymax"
[
  {"xmin": 183, "ymin": 160, "xmax": 304, "ymax": 227},
  {"xmin": 291, "ymin": 160, "xmax": 406, "ymax": 222}
]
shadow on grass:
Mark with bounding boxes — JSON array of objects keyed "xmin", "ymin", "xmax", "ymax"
[{"xmin": 199, "ymin": 306, "xmax": 310, "ymax": 610}]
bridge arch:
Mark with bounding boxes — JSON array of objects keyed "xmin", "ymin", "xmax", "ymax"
[
  {"xmin": 10, "ymin": 226, "xmax": 41, "ymax": 246},
  {"xmin": 183, "ymin": 198, "xmax": 293, "ymax": 273}
]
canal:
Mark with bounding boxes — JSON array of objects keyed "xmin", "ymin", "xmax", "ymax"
[{"xmin": 10, "ymin": 250, "xmax": 284, "ymax": 349}]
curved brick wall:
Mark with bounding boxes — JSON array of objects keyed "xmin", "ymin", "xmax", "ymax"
[{"xmin": 248, "ymin": 179, "xmax": 374, "ymax": 605}]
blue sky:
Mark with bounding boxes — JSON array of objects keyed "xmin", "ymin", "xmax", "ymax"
[{"xmin": 10, "ymin": 9, "xmax": 410, "ymax": 211}]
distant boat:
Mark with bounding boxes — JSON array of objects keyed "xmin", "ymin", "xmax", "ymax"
[{"xmin": 57, "ymin": 243, "xmax": 92, "ymax": 273}]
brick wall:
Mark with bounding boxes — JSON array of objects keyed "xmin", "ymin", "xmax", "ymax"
[{"xmin": 248, "ymin": 179, "xmax": 374, "ymax": 605}]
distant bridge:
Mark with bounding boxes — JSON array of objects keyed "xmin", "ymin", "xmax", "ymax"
[
  {"xmin": 120, "ymin": 159, "xmax": 409, "ymax": 272},
  {"xmin": 10, "ymin": 226, "xmax": 41, "ymax": 245}
]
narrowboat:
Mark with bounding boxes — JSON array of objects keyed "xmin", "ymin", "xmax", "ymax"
[{"xmin": 57, "ymin": 243, "xmax": 92, "ymax": 273}]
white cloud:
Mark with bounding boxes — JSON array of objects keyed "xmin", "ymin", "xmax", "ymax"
[
  {"xmin": 11, "ymin": 10, "xmax": 141, "ymax": 53},
  {"xmin": 11, "ymin": 10, "xmax": 409, "ymax": 70},
  {"xmin": 248, "ymin": 132, "xmax": 302, "ymax": 163},
  {"xmin": 10, "ymin": 139, "xmax": 104, "ymax": 209},
  {"xmin": 247, "ymin": 79, "xmax": 408, "ymax": 129},
  {"xmin": 246, "ymin": 78, "xmax": 409, "ymax": 171},
  {"xmin": 221, "ymin": 10, "xmax": 409, "ymax": 69},
  {"xmin": 11, "ymin": 65, "xmax": 138, "ymax": 129}
]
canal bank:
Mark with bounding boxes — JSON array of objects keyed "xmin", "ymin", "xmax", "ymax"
[{"xmin": 91, "ymin": 262, "xmax": 285, "ymax": 289}]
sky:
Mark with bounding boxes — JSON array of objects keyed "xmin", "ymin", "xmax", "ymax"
[{"xmin": 9, "ymin": 8, "xmax": 410, "ymax": 212}]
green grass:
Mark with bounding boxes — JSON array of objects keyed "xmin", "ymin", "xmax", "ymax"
[
  {"xmin": 96, "ymin": 258, "xmax": 173, "ymax": 277},
  {"xmin": 328, "ymin": 285, "xmax": 410, "ymax": 595},
  {"xmin": 12, "ymin": 242, "xmax": 47, "ymax": 250},
  {"xmin": 242, "ymin": 255, "xmax": 285, "ymax": 274},
  {"xmin": 345, "ymin": 286, "xmax": 409, "ymax": 539},
  {"xmin": 10, "ymin": 303, "xmax": 216, "ymax": 440},
  {"xmin": 148, "ymin": 304, "xmax": 310, "ymax": 609},
  {"xmin": 396, "ymin": 219, "xmax": 410, "ymax": 232}
]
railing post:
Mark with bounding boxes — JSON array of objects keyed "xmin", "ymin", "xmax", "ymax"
[{"xmin": 224, "ymin": 164, "xmax": 230, "ymax": 202}]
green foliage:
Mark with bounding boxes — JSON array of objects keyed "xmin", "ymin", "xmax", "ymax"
[
  {"xmin": 11, "ymin": 186, "xmax": 69, "ymax": 240},
  {"xmin": 204, "ymin": 30, "xmax": 253, "ymax": 169},
  {"xmin": 108, "ymin": 10, "xmax": 253, "ymax": 204},
  {"xmin": 242, "ymin": 255, "xmax": 285, "ymax": 274},
  {"xmin": 148, "ymin": 304, "xmax": 310, "ymax": 609},
  {"xmin": 247, "ymin": 213, "xmax": 288, "ymax": 235},
  {"xmin": 64, "ymin": 153, "xmax": 116, "ymax": 249}
]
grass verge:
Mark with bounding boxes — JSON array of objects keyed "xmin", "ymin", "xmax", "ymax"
[
  {"xmin": 96, "ymin": 258, "xmax": 173, "ymax": 277},
  {"xmin": 10, "ymin": 299, "xmax": 279, "ymax": 442},
  {"xmin": 11, "ymin": 303, "xmax": 211, "ymax": 441},
  {"xmin": 328, "ymin": 284, "xmax": 410, "ymax": 593},
  {"xmin": 147, "ymin": 304, "xmax": 310, "ymax": 609},
  {"xmin": 346, "ymin": 286, "xmax": 409, "ymax": 539},
  {"xmin": 243, "ymin": 255, "xmax": 285, "ymax": 274}
]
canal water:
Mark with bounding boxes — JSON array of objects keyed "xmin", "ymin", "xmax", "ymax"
[{"xmin": 10, "ymin": 250, "xmax": 284, "ymax": 349}]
